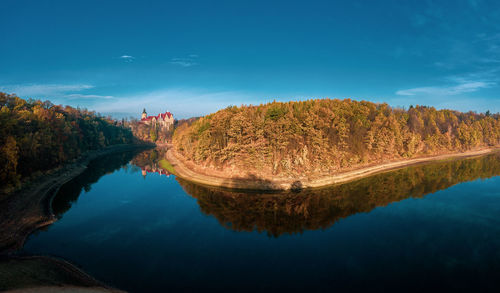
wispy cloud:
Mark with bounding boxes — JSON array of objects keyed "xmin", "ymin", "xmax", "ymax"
[
  {"xmin": 119, "ymin": 55, "xmax": 135, "ymax": 62},
  {"xmin": 93, "ymin": 88, "xmax": 253, "ymax": 118},
  {"xmin": 170, "ymin": 55, "xmax": 198, "ymax": 67},
  {"xmin": 0, "ymin": 83, "xmax": 115, "ymax": 101},
  {"xmin": 396, "ymin": 78, "xmax": 495, "ymax": 96},
  {"xmin": 66, "ymin": 93, "xmax": 114, "ymax": 99},
  {"xmin": 0, "ymin": 84, "xmax": 94, "ymax": 97}
]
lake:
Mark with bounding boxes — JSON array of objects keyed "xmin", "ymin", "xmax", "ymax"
[{"xmin": 20, "ymin": 149, "xmax": 500, "ymax": 292}]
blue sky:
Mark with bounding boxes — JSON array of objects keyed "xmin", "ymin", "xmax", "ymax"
[{"xmin": 1, "ymin": 0, "xmax": 499, "ymax": 118}]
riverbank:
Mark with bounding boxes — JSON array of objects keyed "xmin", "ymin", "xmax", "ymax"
[
  {"xmin": 0, "ymin": 143, "xmax": 153, "ymax": 254},
  {"xmin": 0, "ymin": 255, "xmax": 125, "ymax": 292},
  {"xmin": 166, "ymin": 146, "xmax": 500, "ymax": 191}
]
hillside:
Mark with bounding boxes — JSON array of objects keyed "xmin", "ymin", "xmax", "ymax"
[
  {"xmin": 128, "ymin": 120, "xmax": 173, "ymax": 143},
  {"xmin": 0, "ymin": 93, "xmax": 137, "ymax": 191},
  {"xmin": 173, "ymin": 99, "xmax": 500, "ymax": 181},
  {"xmin": 127, "ymin": 117, "xmax": 197, "ymax": 144}
]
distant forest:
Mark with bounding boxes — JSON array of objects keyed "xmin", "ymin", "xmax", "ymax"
[
  {"xmin": 0, "ymin": 93, "xmax": 136, "ymax": 191},
  {"xmin": 127, "ymin": 120, "xmax": 172, "ymax": 143},
  {"xmin": 126, "ymin": 117, "xmax": 197, "ymax": 144},
  {"xmin": 174, "ymin": 99, "xmax": 500, "ymax": 178}
]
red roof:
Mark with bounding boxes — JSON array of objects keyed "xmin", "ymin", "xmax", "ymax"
[
  {"xmin": 159, "ymin": 112, "xmax": 173, "ymax": 119},
  {"xmin": 141, "ymin": 167, "xmax": 171, "ymax": 176},
  {"xmin": 141, "ymin": 111, "xmax": 173, "ymax": 122}
]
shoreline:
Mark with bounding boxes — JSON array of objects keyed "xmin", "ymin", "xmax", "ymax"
[
  {"xmin": 0, "ymin": 143, "xmax": 153, "ymax": 254},
  {"xmin": 0, "ymin": 143, "xmax": 151, "ymax": 292},
  {"xmin": 0, "ymin": 255, "xmax": 125, "ymax": 292},
  {"xmin": 166, "ymin": 146, "xmax": 500, "ymax": 191}
]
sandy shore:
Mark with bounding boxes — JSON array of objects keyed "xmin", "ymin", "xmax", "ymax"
[{"xmin": 167, "ymin": 146, "xmax": 500, "ymax": 191}]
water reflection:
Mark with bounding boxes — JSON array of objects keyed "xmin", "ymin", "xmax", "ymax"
[
  {"xmin": 54, "ymin": 149, "xmax": 500, "ymax": 238},
  {"xmin": 24, "ymin": 149, "xmax": 500, "ymax": 292},
  {"xmin": 130, "ymin": 148, "xmax": 173, "ymax": 178},
  {"xmin": 175, "ymin": 153, "xmax": 500, "ymax": 237},
  {"xmin": 52, "ymin": 150, "xmax": 144, "ymax": 217}
]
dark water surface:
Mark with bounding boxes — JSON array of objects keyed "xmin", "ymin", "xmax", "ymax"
[{"xmin": 21, "ymin": 150, "xmax": 500, "ymax": 292}]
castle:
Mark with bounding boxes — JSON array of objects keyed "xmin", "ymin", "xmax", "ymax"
[
  {"xmin": 141, "ymin": 165, "xmax": 171, "ymax": 177},
  {"xmin": 140, "ymin": 108, "xmax": 174, "ymax": 129}
]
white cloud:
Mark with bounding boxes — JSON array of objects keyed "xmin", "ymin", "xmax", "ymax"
[
  {"xmin": 170, "ymin": 56, "xmax": 198, "ymax": 67},
  {"xmin": 0, "ymin": 83, "xmax": 115, "ymax": 101},
  {"xmin": 0, "ymin": 84, "xmax": 94, "ymax": 97},
  {"xmin": 66, "ymin": 93, "xmax": 114, "ymax": 99},
  {"xmin": 392, "ymin": 73, "xmax": 499, "ymax": 112},
  {"xmin": 170, "ymin": 60, "xmax": 197, "ymax": 67},
  {"xmin": 388, "ymin": 95, "xmax": 499, "ymax": 113},
  {"xmin": 119, "ymin": 55, "xmax": 135, "ymax": 62},
  {"xmin": 93, "ymin": 88, "xmax": 254, "ymax": 119},
  {"xmin": 396, "ymin": 80, "xmax": 495, "ymax": 96}
]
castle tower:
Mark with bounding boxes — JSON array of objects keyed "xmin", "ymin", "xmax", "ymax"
[{"xmin": 142, "ymin": 108, "xmax": 147, "ymax": 119}]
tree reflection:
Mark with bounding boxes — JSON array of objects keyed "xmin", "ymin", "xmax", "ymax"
[
  {"xmin": 130, "ymin": 148, "xmax": 173, "ymax": 178},
  {"xmin": 177, "ymin": 153, "xmax": 500, "ymax": 237},
  {"xmin": 54, "ymin": 149, "xmax": 500, "ymax": 238},
  {"xmin": 52, "ymin": 150, "xmax": 142, "ymax": 217}
]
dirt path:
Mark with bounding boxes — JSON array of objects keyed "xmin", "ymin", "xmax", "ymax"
[{"xmin": 167, "ymin": 147, "xmax": 500, "ymax": 191}]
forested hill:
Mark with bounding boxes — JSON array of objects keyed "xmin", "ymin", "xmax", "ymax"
[
  {"xmin": 173, "ymin": 98, "xmax": 500, "ymax": 178},
  {"xmin": 0, "ymin": 93, "xmax": 136, "ymax": 190}
]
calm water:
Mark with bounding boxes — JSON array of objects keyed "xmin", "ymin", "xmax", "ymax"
[{"xmin": 21, "ymin": 149, "xmax": 500, "ymax": 292}]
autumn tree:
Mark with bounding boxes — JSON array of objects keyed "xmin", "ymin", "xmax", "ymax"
[{"xmin": 173, "ymin": 98, "xmax": 500, "ymax": 179}]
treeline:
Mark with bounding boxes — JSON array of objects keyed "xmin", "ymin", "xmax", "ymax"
[
  {"xmin": 127, "ymin": 117, "xmax": 197, "ymax": 144},
  {"xmin": 0, "ymin": 93, "xmax": 136, "ymax": 191},
  {"xmin": 174, "ymin": 98, "xmax": 500, "ymax": 178},
  {"xmin": 128, "ymin": 121, "xmax": 173, "ymax": 143}
]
